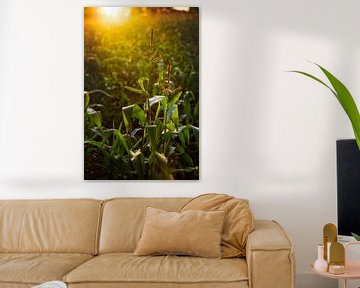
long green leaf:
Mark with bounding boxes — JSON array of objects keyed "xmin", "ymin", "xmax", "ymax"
[
  {"xmin": 316, "ymin": 64, "xmax": 360, "ymax": 149},
  {"xmin": 84, "ymin": 140, "xmax": 109, "ymax": 150},
  {"xmin": 115, "ymin": 130, "xmax": 129, "ymax": 154},
  {"xmin": 154, "ymin": 102, "xmax": 161, "ymax": 122},
  {"xmin": 171, "ymin": 105, "xmax": 179, "ymax": 130},
  {"xmin": 149, "ymin": 95, "xmax": 165, "ymax": 107},
  {"xmin": 124, "ymin": 86, "xmax": 143, "ymax": 95},
  {"xmin": 146, "ymin": 125, "xmax": 157, "ymax": 153},
  {"xmin": 132, "ymin": 104, "xmax": 146, "ymax": 125},
  {"xmin": 351, "ymin": 232, "xmax": 360, "ymax": 241},
  {"xmin": 353, "ymin": 129, "xmax": 360, "ymax": 150},
  {"xmin": 162, "ymin": 97, "xmax": 168, "ymax": 126},
  {"xmin": 155, "ymin": 152, "xmax": 173, "ymax": 180},
  {"xmin": 167, "ymin": 104, "xmax": 177, "ymax": 122},
  {"xmin": 190, "ymin": 125, "xmax": 199, "ymax": 146},
  {"xmin": 290, "ymin": 64, "xmax": 360, "ymax": 150},
  {"xmin": 122, "ymin": 105, "xmax": 134, "ymax": 134},
  {"xmin": 84, "ymin": 92, "xmax": 90, "ymax": 109},
  {"xmin": 122, "ymin": 104, "xmax": 135, "ymax": 111},
  {"xmin": 168, "ymin": 91, "xmax": 182, "ymax": 109},
  {"xmin": 87, "ymin": 89, "xmax": 114, "ymax": 98},
  {"xmin": 87, "ymin": 108, "xmax": 102, "ymax": 129},
  {"xmin": 289, "ymin": 70, "xmax": 337, "ymax": 98},
  {"xmin": 138, "ymin": 77, "xmax": 149, "ymax": 92}
]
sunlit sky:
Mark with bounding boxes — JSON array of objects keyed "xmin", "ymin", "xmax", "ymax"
[
  {"xmin": 100, "ymin": 7, "xmax": 132, "ymax": 24},
  {"xmin": 173, "ymin": 7, "xmax": 190, "ymax": 12},
  {"xmin": 97, "ymin": 7, "xmax": 191, "ymax": 25}
]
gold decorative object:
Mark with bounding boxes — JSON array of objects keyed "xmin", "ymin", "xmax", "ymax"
[
  {"xmin": 323, "ymin": 223, "xmax": 337, "ymax": 261},
  {"xmin": 329, "ymin": 242, "xmax": 345, "ymax": 264},
  {"xmin": 329, "ymin": 242, "xmax": 345, "ymax": 274},
  {"xmin": 328, "ymin": 264, "xmax": 345, "ymax": 275}
]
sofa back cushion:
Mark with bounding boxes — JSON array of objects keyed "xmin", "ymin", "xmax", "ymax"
[
  {"xmin": 0, "ymin": 199, "xmax": 102, "ymax": 254},
  {"xmin": 99, "ymin": 198, "xmax": 189, "ymax": 253},
  {"xmin": 181, "ymin": 194, "xmax": 254, "ymax": 258}
]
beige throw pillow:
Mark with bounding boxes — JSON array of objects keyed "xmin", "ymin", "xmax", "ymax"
[
  {"xmin": 134, "ymin": 207, "xmax": 225, "ymax": 258},
  {"xmin": 181, "ymin": 193, "xmax": 255, "ymax": 258}
]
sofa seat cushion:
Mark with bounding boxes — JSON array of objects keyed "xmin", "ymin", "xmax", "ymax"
[
  {"xmin": 64, "ymin": 253, "xmax": 248, "ymax": 285},
  {"xmin": 0, "ymin": 253, "xmax": 93, "ymax": 285}
]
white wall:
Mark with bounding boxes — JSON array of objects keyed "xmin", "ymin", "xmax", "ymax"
[{"xmin": 1, "ymin": 0, "xmax": 360, "ymax": 287}]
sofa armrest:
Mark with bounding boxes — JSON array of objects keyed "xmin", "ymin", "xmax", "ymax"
[{"xmin": 246, "ymin": 220, "xmax": 295, "ymax": 288}]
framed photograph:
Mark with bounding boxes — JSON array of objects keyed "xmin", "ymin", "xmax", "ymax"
[{"xmin": 84, "ymin": 7, "xmax": 199, "ymax": 180}]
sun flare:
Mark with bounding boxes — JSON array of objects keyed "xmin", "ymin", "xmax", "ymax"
[
  {"xmin": 173, "ymin": 7, "xmax": 190, "ymax": 12},
  {"xmin": 100, "ymin": 7, "xmax": 131, "ymax": 24}
]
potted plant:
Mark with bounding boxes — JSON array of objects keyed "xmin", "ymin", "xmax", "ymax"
[{"xmin": 290, "ymin": 63, "xmax": 360, "ymax": 241}]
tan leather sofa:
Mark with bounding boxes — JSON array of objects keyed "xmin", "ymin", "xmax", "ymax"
[{"xmin": 0, "ymin": 198, "xmax": 295, "ymax": 288}]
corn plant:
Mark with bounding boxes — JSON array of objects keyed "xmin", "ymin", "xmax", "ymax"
[{"xmin": 84, "ymin": 8, "xmax": 199, "ymax": 180}]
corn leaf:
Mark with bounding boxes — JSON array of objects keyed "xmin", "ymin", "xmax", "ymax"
[
  {"xmin": 167, "ymin": 104, "xmax": 177, "ymax": 122},
  {"xmin": 190, "ymin": 125, "xmax": 199, "ymax": 146},
  {"xmin": 149, "ymin": 95, "xmax": 165, "ymax": 107},
  {"xmin": 86, "ymin": 108, "xmax": 102, "ymax": 129},
  {"xmin": 122, "ymin": 105, "xmax": 135, "ymax": 134},
  {"xmin": 154, "ymin": 102, "xmax": 161, "ymax": 121},
  {"xmin": 155, "ymin": 152, "xmax": 173, "ymax": 180},
  {"xmin": 115, "ymin": 130, "xmax": 129, "ymax": 154},
  {"xmin": 168, "ymin": 91, "xmax": 182, "ymax": 109},
  {"xmin": 132, "ymin": 104, "xmax": 146, "ymax": 125},
  {"xmin": 171, "ymin": 105, "xmax": 179, "ymax": 130},
  {"xmin": 124, "ymin": 86, "xmax": 143, "ymax": 95},
  {"xmin": 138, "ymin": 77, "xmax": 149, "ymax": 92},
  {"xmin": 84, "ymin": 92, "xmax": 90, "ymax": 109},
  {"xmin": 146, "ymin": 125, "xmax": 157, "ymax": 152}
]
